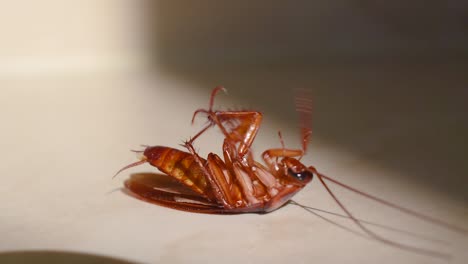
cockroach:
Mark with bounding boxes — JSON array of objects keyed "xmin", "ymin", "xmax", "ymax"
[{"xmin": 115, "ymin": 86, "xmax": 465, "ymax": 259}]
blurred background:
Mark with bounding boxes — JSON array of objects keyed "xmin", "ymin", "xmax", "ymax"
[
  {"xmin": 152, "ymin": 1, "xmax": 467, "ymax": 67},
  {"xmin": 1, "ymin": 1, "xmax": 467, "ymax": 263},
  {"xmin": 148, "ymin": 0, "xmax": 468, "ymax": 203},
  {"xmin": 3, "ymin": 0, "xmax": 465, "ymax": 198}
]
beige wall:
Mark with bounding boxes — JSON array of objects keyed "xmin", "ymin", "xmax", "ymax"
[
  {"xmin": 1, "ymin": 1, "xmax": 466, "ymax": 75},
  {"xmin": 0, "ymin": 0, "xmax": 147, "ymax": 76}
]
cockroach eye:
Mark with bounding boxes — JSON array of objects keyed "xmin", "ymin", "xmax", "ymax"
[{"xmin": 288, "ymin": 169, "xmax": 313, "ymax": 181}]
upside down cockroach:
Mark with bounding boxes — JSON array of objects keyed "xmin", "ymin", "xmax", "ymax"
[{"xmin": 115, "ymin": 86, "xmax": 466, "ymax": 259}]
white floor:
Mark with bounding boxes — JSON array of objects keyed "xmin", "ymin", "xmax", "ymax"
[{"xmin": 1, "ymin": 64, "xmax": 467, "ymax": 264}]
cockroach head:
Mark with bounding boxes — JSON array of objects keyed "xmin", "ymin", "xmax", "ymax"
[{"xmin": 282, "ymin": 157, "xmax": 314, "ymax": 184}]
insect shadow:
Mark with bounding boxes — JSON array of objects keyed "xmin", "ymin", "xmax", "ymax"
[
  {"xmin": 119, "ymin": 173, "xmax": 449, "ymax": 248},
  {"xmin": 288, "ymin": 200, "xmax": 450, "ymax": 246},
  {"xmin": 115, "ymin": 87, "xmax": 466, "ymax": 260},
  {"xmin": 119, "ymin": 173, "xmax": 220, "ymax": 211}
]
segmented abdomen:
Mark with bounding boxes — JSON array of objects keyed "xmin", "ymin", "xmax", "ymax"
[{"xmin": 143, "ymin": 146, "xmax": 212, "ymax": 198}]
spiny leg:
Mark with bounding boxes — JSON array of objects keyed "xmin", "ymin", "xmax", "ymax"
[
  {"xmin": 181, "ymin": 140, "xmax": 232, "ymax": 208},
  {"xmin": 294, "ymin": 89, "xmax": 313, "ymax": 156},
  {"xmin": 186, "ymin": 123, "xmax": 213, "ymax": 146},
  {"xmin": 262, "ymin": 148, "xmax": 303, "ymax": 176},
  {"xmin": 208, "ymin": 86, "xmax": 227, "ymax": 111},
  {"xmin": 213, "ymin": 111, "xmax": 262, "ymax": 158},
  {"xmin": 277, "ymin": 130, "xmax": 286, "ymax": 163},
  {"xmin": 261, "ymin": 90, "xmax": 313, "ymax": 170},
  {"xmin": 191, "ymin": 86, "xmax": 227, "ymax": 124},
  {"xmin": 190, "ymin": 88, "xmax": 263, "ymax": 158},
  {"xmin": 188, "ymin": 86, "xmax": 227, "ymax": 146},
  {"xmin": 192, "ymin": 110, "xmax": 263, "ymax": 158}
]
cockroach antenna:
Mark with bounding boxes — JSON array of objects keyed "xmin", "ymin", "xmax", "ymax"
[{"xmin": 113, "ymin": 158, "xmax": 147, "ymax": 179}]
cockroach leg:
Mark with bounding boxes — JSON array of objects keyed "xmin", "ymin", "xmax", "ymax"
[
  {"xmin": 181, "ymin": 140, "xmax": 232, "ymax": 208},
  {"xmin": 116, "ymin": 87, "xmax": 467, "ymax": 259},
  {"xmin": 189, "ymin": 87, "xmax": 264, "ymax": 158},
  {"xmin": 277, "ymin": 130, "xmax": 285, "ymax": 163},
  {"xmin": 186, "ymin": 123, "xmax": 214, "ymax": 146},
  {"xmin": 191, "ymin": 85, "xmax": 226, "ymax": 124},
  {"xmin": 294, "ymin": 89, "xmax": 313, "ymax": 157}
]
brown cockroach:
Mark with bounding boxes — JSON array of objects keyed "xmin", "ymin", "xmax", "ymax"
[{"xmin": 115, "ymin": 86, "xmax": 465, "ymax": 259}]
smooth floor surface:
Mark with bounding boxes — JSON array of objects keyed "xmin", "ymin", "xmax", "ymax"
[{"xmin": 1, "ymin": 65, "xmax": 467, "ymax": 264}]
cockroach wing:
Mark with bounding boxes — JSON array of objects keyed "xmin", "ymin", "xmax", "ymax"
[
  {"xmin": 124, "ymin": 173, "xmax": 268, "ymax": 214},
  {"xmin": 124, "ymin": 173, "xmax": 227, "ymax": 213}
]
